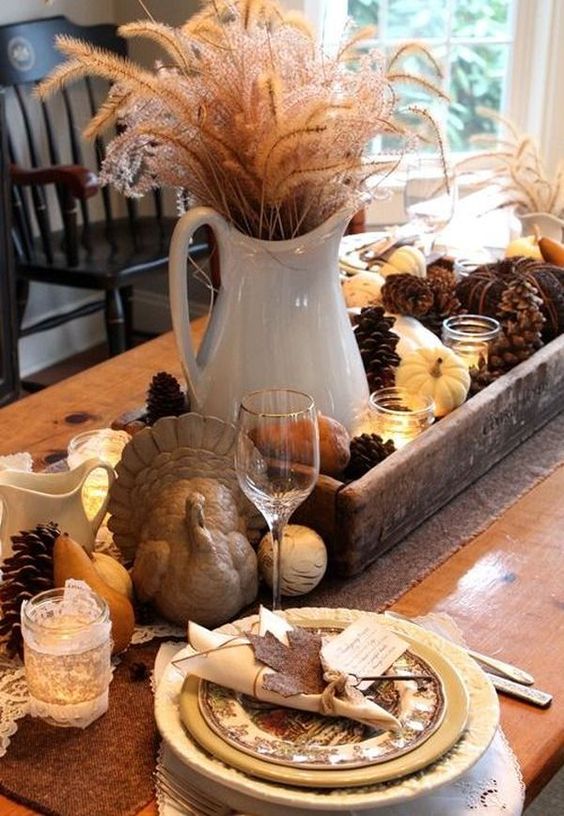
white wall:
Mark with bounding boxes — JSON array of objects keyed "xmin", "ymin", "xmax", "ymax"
[{"xmin": 0, "ymin": 0, "xmax": 114, "ymax": 27}]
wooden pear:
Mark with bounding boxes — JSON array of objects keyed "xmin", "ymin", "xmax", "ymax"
[{"xmin": 53, "ymin": 534, "xmax": 135, "ymax": 654}]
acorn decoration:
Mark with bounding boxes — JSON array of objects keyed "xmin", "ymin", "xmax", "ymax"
[
  {"xmin": 0, "ymin": 522, "xmax": 59, "ymax": 658},
  {"xmin": 354, "ymin": 306, "xmax": 401, "ymax": 391},
  {"xmin": 146, "ymin": 371, "xmax": 189, "ymax": 425},
  {"xmin": 345, "ymin": 433, "xmax": 396, "ymax": 480},
  {"xmin": 381, "ymin": 274, "xmax": 434, "ymax": 318}
]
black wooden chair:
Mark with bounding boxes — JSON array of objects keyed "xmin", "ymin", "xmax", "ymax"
[
  {"xmin": 0, "ymin": 91, "xmax": 19, "ymax": 405},
  {"xmin": 0, "ymin": 15, "xmax": 211, "ymax": 358}
]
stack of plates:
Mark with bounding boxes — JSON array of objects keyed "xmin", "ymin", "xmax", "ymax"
[
  {"xmin": 339, "ymin": 231, "xmax": 394, "ymax": 276},
  {"xmin": 155, "ymin": 608, "xmax": 499, "ymax": 813}
]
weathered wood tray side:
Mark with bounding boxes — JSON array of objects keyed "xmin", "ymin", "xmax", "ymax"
[{"xmin": 296, "ymin": 334, "xmax": 564, "ymax": 577}]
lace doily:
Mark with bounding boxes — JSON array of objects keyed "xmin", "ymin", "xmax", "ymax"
[{"xmin": 0, "ymin": 621, "xmax": 184, "ymax": 758}]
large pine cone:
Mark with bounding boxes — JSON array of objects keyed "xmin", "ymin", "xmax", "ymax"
[
  {"xmin": 381, "ymin": 274, "xmax": 434, "ymax": 317},
  {"xmin": 345, "ymin": 433, "xmax": 396, "ymax": 480},
  {"xmin": 487, "ymin": 274, "xmax": 545, "ymax": 375},
  {"xmin": 0, "ymin": 522, "xmax": 59, "ymax": 657},
  {"xmin": 354, "ymin": 307, "xmax": 400, "ymax": 391},
  {"xmin": 146, "ymin": 371, "xmax": 188, "ymax": 426},
  {"xmin": 456, "ymin": 256, "xmax": 564, "ymax": 341}
]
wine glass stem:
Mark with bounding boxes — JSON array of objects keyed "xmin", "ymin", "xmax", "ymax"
[{"xmin": 270, "ymin": 517, "xmax": 285, "ymax": 611}]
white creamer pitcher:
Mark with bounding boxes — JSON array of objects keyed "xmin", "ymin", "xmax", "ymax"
[
  {"xmin": 169, "ymin": 207, "xmax": 369, "ymax": 431},
  {"xmin": 0, "ymin": 458, "xmax": 115, "ymax": 562}
]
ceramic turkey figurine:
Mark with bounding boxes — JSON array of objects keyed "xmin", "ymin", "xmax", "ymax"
[
  {"xmin": 107, "ymin": 413, "xmax": 260, "ymax": 626},
  {"xmin": 131, "ymin": 478, "xmax": 258, "ymax": 627}
]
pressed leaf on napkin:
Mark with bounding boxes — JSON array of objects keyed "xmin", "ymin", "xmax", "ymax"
[{"xmin": 247, "ymin": 628, "xmax": 325, "ymax": 697}]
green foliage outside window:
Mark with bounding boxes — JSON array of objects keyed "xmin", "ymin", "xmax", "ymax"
[{"xmin": 347, "ymin": 0, "xmax": 511, "ymax": 151}]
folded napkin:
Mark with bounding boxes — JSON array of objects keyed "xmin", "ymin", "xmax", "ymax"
[{"xmin": 175, "ymin": 607, "xmax": 401, "ymax": 731}]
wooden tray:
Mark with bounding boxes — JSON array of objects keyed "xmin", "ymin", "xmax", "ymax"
[
  {"xmin": 114, "ymin": 335, "xmax": 564, "ymax": 578},
  {"xmin": 294, "ymin": 334, "xmax": 564, "ymax": 576}
]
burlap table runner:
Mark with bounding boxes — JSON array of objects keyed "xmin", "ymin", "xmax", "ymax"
[
  {"xmin": 0, "ymin": 411, "xmax": 562, "ymax": 816},
  {"xmin": 0, "ymin": 644, "xmax": 162, "ymax": 816}
]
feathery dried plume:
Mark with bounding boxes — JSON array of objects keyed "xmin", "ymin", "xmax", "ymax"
[
  {"xmin": 38, "ymin": 0, "xmax": 445, "ymax": 240},
  {"xmin": 457, "ymin": 108, "xmax": 564, "ymax": 218}
]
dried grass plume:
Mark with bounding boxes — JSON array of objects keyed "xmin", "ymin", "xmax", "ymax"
[
  {"xmin": 458, "ymin": 109, "xmax": 564, "ymax": 218},
  {"xmin": 38, "ymin": 0, "xmax": 445, "ymax": 240}
]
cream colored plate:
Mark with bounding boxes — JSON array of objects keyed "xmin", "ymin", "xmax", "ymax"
[
  {"xmin": 155, "ymin": 608, "xmax": 499, "ymax": 811},
  {"xmin": 184, "ymin": 635, "xmax": 463, "ymax": 783}
]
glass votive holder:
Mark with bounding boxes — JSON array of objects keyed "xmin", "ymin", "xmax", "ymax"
[
  {"xmin": 369, "ymin": 387, "xmax": 435, "ymax": 449},
  {"xmin": 442, "ymin": 315, "xmax": 501, "ymax": 370},
  {"xmin": 67, "ymin": 429, "xmax": 130, "ymax": 521},
  {"xmin": 21, "ymin": 584, "xmax": 112, "ymax": 728}
]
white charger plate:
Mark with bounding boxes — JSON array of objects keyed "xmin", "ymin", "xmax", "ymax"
[{"xmin": 154, "ymin": 608, "xmax": 499, "ymax": 812}]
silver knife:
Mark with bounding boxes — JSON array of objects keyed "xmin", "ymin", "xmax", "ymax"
[
  {"xmin": 385, "ymin": 611, "xmax": 535, "ymax": 686},
  {"xmin": 486, "ymin": 673, "xmax": 552, "ymax": 708}
]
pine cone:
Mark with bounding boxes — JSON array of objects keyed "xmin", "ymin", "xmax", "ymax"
[
  {"xmin": 488, "ymin": 275, "xmax": 545, "ymax": 375},
  {"xmin": 381, "ymin": 274, "xmax": 434, "ymax": 317},
  {"xmin": 420, "ymin": 269, "xmax": 465, "ymax": 337},
  {"xmin": 345, "ymin": 433, "xmax": 396, "ymax": 480},
  {"xmin": 146, "ymin": 371, "xmax": 188, "ymax": 425},
  {"xmin": 469, "ymin": 358, "xmax": 503, "ymax": 395},
  {"xmin": 354, "ymin": 307, "xmax": 401, "ymax": 391},
  {"xmin": 0, "ymin": 522, "xmax": 59, "ymax": 658},
  {"xmin": 427, "ymin": 263, "xmax": 457, "ymax": 293},
  {"xmin": 456, "ymin": 256, "xmax": 564, "ymax": 340}
]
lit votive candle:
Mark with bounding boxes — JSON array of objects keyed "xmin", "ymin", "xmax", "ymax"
[
  {"xmin": 67, "ymin": 429, "xmax": 130, "ymax": 521},
  {"xmin": 369, "ymin": 387, "xmax": 435, "ymax": 449},
  {"xmin": 442, "ymin": 315, "xmax": 501, "ymax": 370},
  {"xmin": 21, "ymin": 584, "xmax": 112, "ymax": 728}
]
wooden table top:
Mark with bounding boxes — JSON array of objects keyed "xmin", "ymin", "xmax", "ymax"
[{"xmin": 0, "ymin": 328, "xmax": 563, "ymax": 815}]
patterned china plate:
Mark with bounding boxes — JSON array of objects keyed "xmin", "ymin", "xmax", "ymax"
[
  {"xmin": 155, "ymin": 609, "xmax": 499, "ymax": 810},
  {"xmin": 197, "ymin": 645, "xmax": 446, "ymax": 770},
  {"xmin": 180, "ymin": 631, "xmax": 469, "ymax": 787}
]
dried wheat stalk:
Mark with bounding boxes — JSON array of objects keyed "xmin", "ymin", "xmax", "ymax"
[
  {"xmin": 38, "ymin": 0, "xmax": 446, "ymax": 240},
  {"xmin": 458, "ymin": 108, "xmax": 564, "ymax": 218}
]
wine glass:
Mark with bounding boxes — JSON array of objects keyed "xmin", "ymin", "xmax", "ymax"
[
  {"xmin": 404, "ymin": 155, "xmax": 457, "ymax": 250},
  {"xmin": 235, "ymin": 389, "xmax": 320, "ymax": 611}
]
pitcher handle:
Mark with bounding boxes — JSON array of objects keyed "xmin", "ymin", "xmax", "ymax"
[
  {"xmin": 78, "ymin": 458, "xmax": 116, "ymax": 535},
  {"xmin": 169, "ymin": 206, "xmax": 231, "ymax": 407}
]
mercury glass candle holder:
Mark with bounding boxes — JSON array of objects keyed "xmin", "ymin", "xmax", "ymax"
[
  {"xmin": 67, "ymin": 428, "xmax": 130, "ymax": 522},
  {"xmin": 21, "ymin": 585, "xmax": 112, "ymax": 728},
  {"xmin": 442, "ymin": 315, "xmax": 501, "ymax": 370},
  {"xmin": 368, "ymin": 387, "xmax": 435, "ymax": 449}
]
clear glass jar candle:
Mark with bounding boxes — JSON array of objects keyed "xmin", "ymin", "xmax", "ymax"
[
  {"xmin": 442, "ymin": 315, "xmax": 501, "ymax": 370},
  {"xmin": 369, "ymin": 387, "xmax": 435, "ymax": 449},
  {"xmin": 67, "ymin": 429, "xmax": 130, "ymax": 521},
  {"xmin": 21, "ymin": 584, "xmax": 112, "ymax": 728}
]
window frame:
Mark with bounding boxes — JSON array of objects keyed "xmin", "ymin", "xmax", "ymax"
[{"xmin": 286, "ymin": 0, "xmax": 563, "ymax": 168}]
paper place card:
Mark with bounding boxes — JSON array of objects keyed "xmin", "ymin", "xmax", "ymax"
[{"xmin": 321, "ymin": 618, "xmax": 409, "ymax": 679}]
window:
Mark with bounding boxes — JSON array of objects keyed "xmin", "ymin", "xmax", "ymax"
[
  {"xmin": 347, "ymin": 0, "xmax": 515, "ymax": 153},
  {"xmin": 298, "ymin": 0, "xmax": 564, "ymax": 168}
]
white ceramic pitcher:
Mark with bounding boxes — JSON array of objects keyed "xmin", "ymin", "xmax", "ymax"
[
  {"xmin": 0, "ymin": 458, "xmax": 115, "ymax": 562},
  {"xmin": 169, "ymin": 207, "xmax": 369, "ymax": 431}
]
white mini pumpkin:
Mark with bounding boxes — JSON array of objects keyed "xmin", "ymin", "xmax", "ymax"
[
  {"xmin": 396, "ymin": 347, "xmax": 471, "ymax": 417},
  {"xmin": 258, "ymin": 525, "xmax": 327, "ymax": 596},
  {"xmin": 342, "ymin": 271, "xmax": 385, "ymax": 307},
  {"xmin": 379, "ymin": 246, "xmax": 427, "ymax": 278}
]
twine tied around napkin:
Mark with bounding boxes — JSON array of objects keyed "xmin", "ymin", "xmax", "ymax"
[
  {"xmin": 320, "ymin": 669, "xmax": 365, "ymax": 715},
  {"xmin": 172, "ymin": 608, "xmax": 401, "ymax": 731}
]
